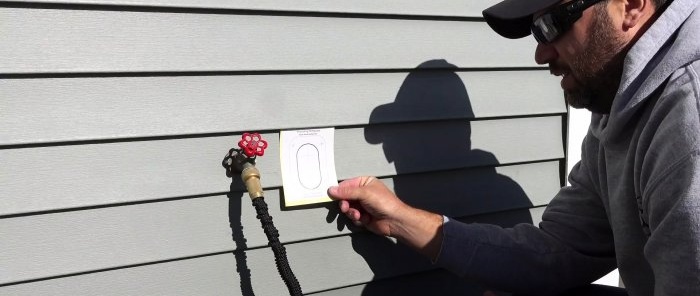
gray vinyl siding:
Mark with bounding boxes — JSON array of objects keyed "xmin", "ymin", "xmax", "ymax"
[
  {"xmin": 0, "ymin": 1, "xmax": 566, "ymax": 295},
  {"xmin": 2, "ymin": 0, "xmax": 497, "ymax": 16},
  {"xmin": 2, "ymin": 71, "xmax": 561, "ymax": 146}
]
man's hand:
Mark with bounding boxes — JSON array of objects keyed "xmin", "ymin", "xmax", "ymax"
[
  {"xmin": 327, "ymin": 176, "xmax": 405, "ymax": 236},
  {"xmin": 327, "ymin": 176, "xmax": 444, "ymax": 259}
]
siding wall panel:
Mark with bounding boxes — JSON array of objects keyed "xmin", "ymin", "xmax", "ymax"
[
  {"xmin": 0, "ymin": 0, "xmax": 565, "ymax": 295},
  {"xmin": 0, "ymin": 162, "xmax": 558, "ymax": 285},
  {"xmin": 1, "ymin": 117, "xmax": 562, "ymax": 216},
  {"xmin": 1, "ymin": 71, "xmax": 562, "ymax": 145},
  {"xmin": 0, "ymin": 8, "xmax": 537, "ymax": 74},
  {"xmin": 1, "ymin": 208, "xmax": 547, "ymax": 296},
  {"xmin": 4, "ymin": 0, "xmax": 497, "ymax": 17}
]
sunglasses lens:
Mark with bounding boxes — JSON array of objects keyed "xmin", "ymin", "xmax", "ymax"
[
  {"xmin": 531, "ymin": 26, "xmax": 546, "ymax": 44},
  {"xmin": 532, "ymin": 14, "xmax": 559, "ymax": 44}
]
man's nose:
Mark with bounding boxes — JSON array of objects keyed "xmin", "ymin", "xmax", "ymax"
[{"xmin": 534, "ymin": 43, "xmax": 558, "ymax": 65}]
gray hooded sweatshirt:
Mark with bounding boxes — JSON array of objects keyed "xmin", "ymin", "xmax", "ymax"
[{"xmin": 435, "ymin": 0, "xmax": 700, "ymax": 295}]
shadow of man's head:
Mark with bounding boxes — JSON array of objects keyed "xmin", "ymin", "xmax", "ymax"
[
  {"xmin": 366, "ymin": 59, "xmax": 472, "ymax": 128},
  {"xmin": 364, "ymin": 59, "xmax": 478, "ymax": 173},
  {"xmin": 361, "ymin": 59, "xmax": 533, "ymax": 216}
]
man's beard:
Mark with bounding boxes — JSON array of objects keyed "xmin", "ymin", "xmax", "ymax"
[{"xmin": 555, "ymin": 5, "xmax": 627, "ymax": 114}]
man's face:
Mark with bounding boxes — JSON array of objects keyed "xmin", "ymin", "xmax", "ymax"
[{"xmin": 535, "ymin": 1, "xmax": 628, "ymax": 114}]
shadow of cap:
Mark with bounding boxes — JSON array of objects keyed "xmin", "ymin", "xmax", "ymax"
[{"xmin": 365, "ymin": 59, "xmax": 474, "ymax": 144}]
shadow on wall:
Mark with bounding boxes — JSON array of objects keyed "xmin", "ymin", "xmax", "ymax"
[
  {"xmin": 225, "ymin": 174, "xmax": 255, "ymax": 296},
  {"xmin": 222, "ymin": 151, "xmax": 256, "ymax": 296},
  {"xmin": 353, "ymin": 60, "xmax": 535, "ymax": 295}
]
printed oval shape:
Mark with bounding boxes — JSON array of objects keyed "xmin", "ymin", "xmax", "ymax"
[{"xmin": 296, "ymin": 144, "xmax": 322, "ymax": 189}]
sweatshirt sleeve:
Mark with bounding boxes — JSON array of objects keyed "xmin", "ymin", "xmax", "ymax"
[
  {"xmin": 434, "ymin": 160, "xmax": 617, "ymax": 295},
  {"xmin": 643, "ymin": 151, "xmax": 700, "ymax": 296}
]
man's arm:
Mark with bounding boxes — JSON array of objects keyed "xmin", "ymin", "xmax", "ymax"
[
  {"xmin": 328, "ymin": 169, "xmax": 618, "ymax": 295},
  {"xmin": 433, "ymin": 161, "xmax": 617, "ymax": 294},
  {"xmin": 643, "ymin": 152, "xmax": 700, "ymax": 295}
]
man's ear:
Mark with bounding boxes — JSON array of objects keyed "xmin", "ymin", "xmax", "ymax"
[{"xmin": 623, "ymin": 0, "xmax": 653, "ymax": 30}]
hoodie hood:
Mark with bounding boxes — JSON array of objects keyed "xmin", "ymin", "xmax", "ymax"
[{"xmin": 591, "ymin": 0, "xmax": 700, "ymax": 141}]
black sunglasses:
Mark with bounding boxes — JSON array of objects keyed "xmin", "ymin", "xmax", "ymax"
[{"xmin": 531, "ymin": 0, "xmax": 606, "ymax": 44}]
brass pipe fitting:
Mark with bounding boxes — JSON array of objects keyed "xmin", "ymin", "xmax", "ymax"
[{"xmin": 241, "ymin": 162, "xmax": 264, "ymax": 200}]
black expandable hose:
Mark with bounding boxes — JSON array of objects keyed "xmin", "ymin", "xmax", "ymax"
[
  {"xmin": 225, "ymin": 132, "xmax": 303, "ymax": 296},
  {"xmin": 251, "ymin": 197, "xmax": 303, "ymax": 296}
]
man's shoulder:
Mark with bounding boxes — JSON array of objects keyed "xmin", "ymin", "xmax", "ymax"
[
  {"xmin": 667, "ymin": 59, "xmax": 700, "ymax": 90},
  {"xmin": 657, "ymin": 60, "xmax": 700, "ymax": 114},
  {"xmin": 640, "ymin": 61, "xmax": 700, "ymax": 181}
]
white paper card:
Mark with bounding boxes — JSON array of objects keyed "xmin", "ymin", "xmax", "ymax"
[{"xmin": 280, "ymin": 128, "xmax": 338, "ymax": 206}]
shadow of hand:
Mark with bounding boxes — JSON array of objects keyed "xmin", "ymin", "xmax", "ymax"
[{"xmin": 325, "ymin": 203, "xmax": 363, "ymax": 232}]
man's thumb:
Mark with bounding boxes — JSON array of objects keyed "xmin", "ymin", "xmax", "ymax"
[{"xmin": 327, "ymin": 185, "xmax": 359, "ymax": 201}]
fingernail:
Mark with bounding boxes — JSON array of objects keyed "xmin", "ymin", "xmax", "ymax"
[{"xmin": 328, "ymin": 186, "xmax": 338, "ymax": 195}]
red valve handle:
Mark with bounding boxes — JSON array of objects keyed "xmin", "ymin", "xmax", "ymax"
[{"xmin": 238, "ymin": 132, "xmax": 268, "ymax": 157}]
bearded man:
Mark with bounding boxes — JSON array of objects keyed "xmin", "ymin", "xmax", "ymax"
[{"xmin": 328, "ymin": 0, "xmax": 700, "ymax": 295}]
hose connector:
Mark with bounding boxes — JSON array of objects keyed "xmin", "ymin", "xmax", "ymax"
[{"xmin": 241, "ymin": 162, "xmax": 264, "ymax": 200}]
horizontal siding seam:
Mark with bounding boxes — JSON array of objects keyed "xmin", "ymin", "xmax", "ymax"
[
  {"xmin": 1, "ymin": 115, "xmax": 564, "ymax": 149},
  {"xmin": 0, "ymin": 206, "xmax": 545, "ymax": 287},
  {"xmin": 0, "ymin": 159, "xmax": 563, "ymax": 218},
  {"xmin": 0, "ymin": 1, "xmax": 485, "ymax": 21},
  {"xmin": 0, "ymin": 67, "xmax": 549, "ymax": 79}
]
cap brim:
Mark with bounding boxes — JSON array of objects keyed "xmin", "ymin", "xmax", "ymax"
[{"xmin": 482, "ymin": 0, "xmax": 560, "ymax": 39}]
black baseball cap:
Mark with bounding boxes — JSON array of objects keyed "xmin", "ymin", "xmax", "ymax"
[{"xmin": 482, "ymin": 0, "xmax": 561, "ymax": 39}]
